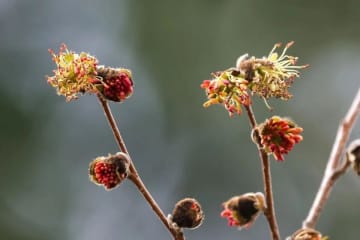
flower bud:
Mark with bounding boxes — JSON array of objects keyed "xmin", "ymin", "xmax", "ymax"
[
  {"xmin": 89, "ymin": 152, "xmax": 130, "ymax": 190},
  {"xmin": 221, "ymin": 192, "xmax": 265, "ymax": 229},
  {"xmin": 96, "ymin": 66, "xmax": 133, "ymax": 102},
  {"xmin": 287, "ymin": 228, "xmax": 325, "ymax": 240},
  {"xmin": 170, "ymin": 198, "xmax": 204, "ymax": 229},
  {"xmin": 347, "ymin": 139, "xmax": 360, "ymax": 175}
]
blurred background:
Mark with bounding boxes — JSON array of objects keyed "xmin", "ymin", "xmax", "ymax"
[{"xmin": 0, "ymin": 0, "xmax": 359, "ymax": 239}]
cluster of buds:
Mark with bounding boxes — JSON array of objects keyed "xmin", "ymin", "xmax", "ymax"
[
  {"xmin": 89, "ymin": 152, "xmax": 130, "ymax": 190},
  {"xmin": 201, "ymin": 42, "xmax": 308, "ymax": 116},
  {"xmin": 169, "ymin": 198, "xmax": 204, "ymax": 230},
  {"xmin": 220, "ymin": 192, "xmax": 265, "ymax": 229},
  {"xmin": 47, "ymin": 44, "xmax": 133, "ymax": 102},
  {"xmin": 258, "ymin": 116, "xmax": 303, "ymax": 161},
  {"xmin": 96, "ymin": 66, "xmax": 133, "ymax": 102}
]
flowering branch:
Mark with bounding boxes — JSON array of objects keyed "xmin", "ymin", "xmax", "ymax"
[
  {"xmin": 303, "ymin": 88, "xmax": 360, "ymax": 229},
  {"xmin": 245, "ymin": 105, "xmax": 281, "ymax": 240},
  {"xmin": 97, "ymin": 94, "xmax": 185, "ymax": 240}
]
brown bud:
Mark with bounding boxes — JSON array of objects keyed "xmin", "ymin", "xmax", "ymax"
[
  {"xmin": 221, "ymin": 192, "xmax": 265, "ymax": 228},
  {"xmin": 347, "ymin": 139, "xmax": 360, "ymax": 175},
  {"xmin": 170, "ymin": 198, "xmax": 204, "ymax": 229},
  {"xmin": 287, "ymin": 228, "xmax": 324, "ymax": 240}
]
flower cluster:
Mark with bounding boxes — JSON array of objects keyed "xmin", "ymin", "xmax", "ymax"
[
  {"xmin": 200, "ymin": 70, "xmax": 250, "ymax": 116},
  {"xmin": 243, "ymin": 41, "xmax": 309, "ymax": 100},
  {"xmin": 259, "ymin": 116, "xmax": 303, "ymax": 161},
  {"xmin": 47, "ymin": 44, "xmax": 134, "ymax": 102},
  {"xmin": 201, "ymin": 42, "xmax": 307, "ymax": 115},
  {"xmin": 47, "ymin": 43, "xmax": 99, "ymax": 101},
  {"xmin": 89, "ymin": 152, "xmax": 130, "ymax": 190},
  {"xmin": 170, "ymin": 198, "xmax": 204, "ymax": 229},
  {"xmin": 221, "ymin": 192, "xmax": 265, "ymax": 229}
]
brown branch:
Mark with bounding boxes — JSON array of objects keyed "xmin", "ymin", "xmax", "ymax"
[
  {"xmin": 303, "ymin": 88, "xmax": 360, "ymax": 229},
  {"xmin": 245, "ymin": 105, "xmax": 281, "ymax": 240},
  {"xmin": 97, "ymin": 94, "xmax": 185, "ymax": 240}
]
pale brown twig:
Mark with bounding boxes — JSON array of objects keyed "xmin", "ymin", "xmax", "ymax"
[
  {"xmin": 97, "ymin": 94, "xmax": 185, "ymax": 240},
  {"xmin": 245, "ymin": 105, "xmax": 281, "ymax": 240},
  {"xmin": 303, "ymin": 88, "xmax": 360, "ymax": 229}
]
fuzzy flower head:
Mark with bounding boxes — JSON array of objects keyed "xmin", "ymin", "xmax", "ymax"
[
  {"xmin": 47, "ymin": 43, "xmax": 99, "ymax": 101},
  {"xmin": 89, "ymin": 152, "xmax": 130, "ymax": 190},
  {"xmin": 200, "ymin": 69, "xmax": 251, "ymax": 117},
  {"xmin": 259, "ymin": 116, "xmax": 303, "ymax": 161},
  {"xmin": 221, "ymin": 192, "xmax": 265, "ymax": 229},
  {"xmin": 96, "ymin": 66, "xmax": 134, "ymax": 102},
  {"xmin": 170, "ymin": 198, "xmax": 204, "ymax": 229},
  {"xmin": 238, "ymin": 41, "xmax": 308, "ymax": 101}
]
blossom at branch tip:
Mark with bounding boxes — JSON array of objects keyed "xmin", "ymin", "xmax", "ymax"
[
  {"xmin": 259, "ymin": 116, "xmax": 303, "ymax": 161},
  {"xmin": 200, "ymin": 69, "xmax": 251, "ymax": 117},
  {"xmin": 238, "ymin": 41, "xmax": 309, "ymax": 101},
  {"xmin": 220, "ymin": 192, "xmax": 265, "ymax": 229},
  {"xmin": 47, "ymin": 43, "xmax": 99, "ymax": 101},
  {"xmin": 46, "ymin": 44, "xmax": 134, "ymax": 103}
]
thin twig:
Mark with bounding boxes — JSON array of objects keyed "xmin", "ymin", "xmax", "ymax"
[
  {"xmin": 303, "ymin": 88, "xmax": 360, "ymax": 229},
  {"xmin": 245, "ymin": 105, "xmax": 281, "ymax": 240},
  {"xmin": 97, "ymin": 94, "xmax": 185, "ymax": 240}
]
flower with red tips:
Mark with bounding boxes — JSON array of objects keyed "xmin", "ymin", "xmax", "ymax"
[
  {"xmin": 47, "ymin": 43, "xmax": 99, "ymax": 101},
  {"xmin": 200, "ymin": 69, "xmax": 251, "ymax": 117},
  {"xmin": 259, "ymin": 116, "xmax": 303, "ymax": 161},
  {"xmin": 96, "ymin": 67, "xmax": 134, "ymax": 102},
  {"xmin": 89, "ymin": 152, "xmax": 130, "ymax": 190},
  {"xmin": 221, "ymin": 192, "xmax": 265, "ymax": 229}
]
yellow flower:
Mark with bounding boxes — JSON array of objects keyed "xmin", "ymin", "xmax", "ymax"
[
  {"xmin": 246, "ymin": 42, "xmax": 309, "ymax": 100},
  {"xmin": 47, "ymin": 44, "xmax": 99, "ymax": 101}
]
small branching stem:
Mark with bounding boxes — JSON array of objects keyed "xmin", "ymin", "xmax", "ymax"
[
  {"xmin": 245, "ymin": 105, "xmax": 281, "ymax": 240},
  {"xmin": 97, "ymin": 94, "xmax": 185, "ymax": 240},
  {"xmin": 303, "ymin": 88, "xmax": 360, "ymax": 229}
]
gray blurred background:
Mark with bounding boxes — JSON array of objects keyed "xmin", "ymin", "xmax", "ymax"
[{"xmin": 0, "ymin": 0, "xmax": 359, "ymax": 239}]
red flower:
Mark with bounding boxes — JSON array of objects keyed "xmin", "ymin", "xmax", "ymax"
[
  {"xmin": 89, "ymin": 152, "xmax": 130, "ymax": 190},
  {"xmin": 96, "ymin": 67, "xmax": 134, "ymax": 102},
  {"xmin": 260, "ymin": 116, "xmax": 303, "ymax": 161}
]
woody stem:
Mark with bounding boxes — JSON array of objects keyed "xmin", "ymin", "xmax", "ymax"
[
  {"xmin": 303, "ymin": 88, "xmax": 360, "ymax": 229},
  {"xmin": 245, "ymin": 105, "xmax": 281, "ymax": 240},
  {"xmin": 97, "ymin": 94, "xmax": 185, "ymax": 240}
]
